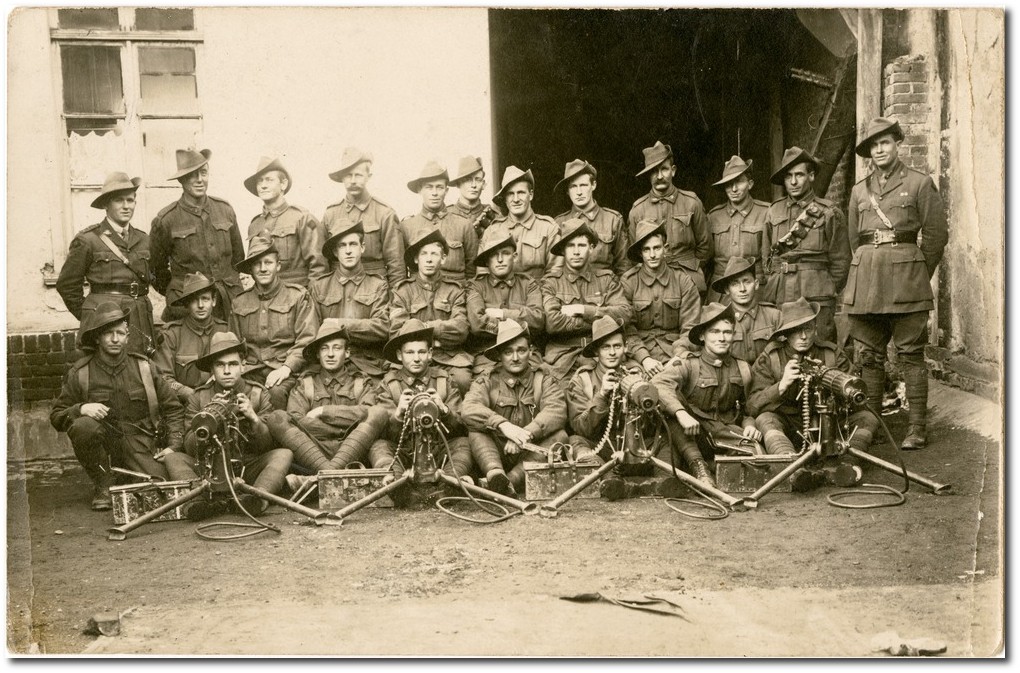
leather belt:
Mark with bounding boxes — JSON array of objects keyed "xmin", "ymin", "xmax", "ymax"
[
  {"xmin": 89, "ymin": 282, "xmax": 148, "ymax": 297},
  {"xmin": 860, "ymin": 230, "xmax": 917, "ymax": 247},
  {"xmin": 777, "ymin": 261, "xmax": 828, "ymax": 274}
]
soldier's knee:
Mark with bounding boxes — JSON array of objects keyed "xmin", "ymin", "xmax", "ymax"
[
  {"xmin": 754, "ymin": 413, "xmax": 783, "ymax": 433},
  {"xmin": 266, "ymin": 448, "xmax": 293, "ymax": 468},
  {"xmin": 858, "ymin": 348, "xmax": 886, "ymax": 368},
  {"xmin": 68, "ymin": 416, "xmax": 105, "ymax": 444}
]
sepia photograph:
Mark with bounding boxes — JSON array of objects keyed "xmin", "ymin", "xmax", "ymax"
[{"xmin": 5, "ymin": 4, "xmax": 1004, "ymax": 657}]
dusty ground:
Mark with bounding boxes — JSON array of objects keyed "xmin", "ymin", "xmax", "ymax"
[{"xmin": 6, "ymin": 381, "xmax": 1003, "ymax": 657}]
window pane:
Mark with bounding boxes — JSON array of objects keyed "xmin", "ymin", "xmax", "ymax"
[
  {"xmin": 58, "ymin": 8, "xmax": 119, "ymax": 30},
  {"xmin": 60, "ymin": 46, "xmax": 124, "ymax": 115},
  {"xmin": 140, "ymin": 74, "xmax": 198, "ymax": 108},
  {"xmin": 139, "ymin": 46, "xmax": 195, "ymax": 75},
  {"xmin": 134, "ymin": 8, "xmax": 194, "ymax": 31}
]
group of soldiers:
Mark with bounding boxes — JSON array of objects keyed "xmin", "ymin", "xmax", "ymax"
[{"xmin": 50, "ymin": 116, "xmax": 948, "ymax": 516}]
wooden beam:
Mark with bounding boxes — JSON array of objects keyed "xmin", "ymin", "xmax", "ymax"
[
  {"xmin": 855, "ymin": 9, "xmax": 883, "ymax": 180},
  {"xmin": 768, "ymin": 76, "xmax": 784, "ymax": 201}
]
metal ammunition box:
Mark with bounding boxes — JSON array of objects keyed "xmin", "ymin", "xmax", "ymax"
[
  {"xmin": 715, "ymin": 455, "xmax": 795, "ymax": 493},
  {"xmin": 110, "ymin": 480, "xmax": 192, "ymax": 524},
  {"xmin": 523, "ymin": 459, "xmax": 601, "ymax": 501},
  {"xmin": 318, "ymin": 468, "xmax": 395, "ymax": 510}
]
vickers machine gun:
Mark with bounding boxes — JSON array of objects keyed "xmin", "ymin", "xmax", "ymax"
[{"xmin": 107, "ymin": 395, "xmax": 339, "ymax": 541}]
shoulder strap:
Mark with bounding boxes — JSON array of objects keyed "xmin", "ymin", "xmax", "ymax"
[
  {"xmin": 736, "ymin": 359, "xmax": 752, "ymax": 391},
  {"xmin": 303, "ymin": 376, "xmax": 315, "ymax": 402},
  {"xmin": 436, "ymin": 375, "xmax": 448, "ymax": 401},
  {"xmin": 533, "ymin": 369, "xmax": 544, "ymax": 401},
  {"xmin": 78, "ymin": 364, "xmax": 89, "ymax": 397},
  {"xmin": 137, "ymin": 359, "xmax": 160, "ymax": 427},
  {"xmin": 824, "ymin": 349, "xmax": 836, "ymax": 367},
  {"xmin": 864, "ymin": 180, "xmax": 895, "ymax": 230},
  {"xmin": 353, "ymin": 377, "xmax": 365, "ymax": 402},
  {"xmin": 580, "ymin": 370, "xmax": 594, "ymax": 401},
  {"xmin": 387, "ymin": 379, "xmax": 403, "ymax": 402},
  {"xmin": 99, "ymin": 232, "xmax": 148, "ymax": 282}
]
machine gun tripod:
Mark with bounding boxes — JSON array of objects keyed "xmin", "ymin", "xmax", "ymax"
[
  {"xmin": 107, "ymin": 395, "xmax": 339, "ymax": 541},
  {"xmin": 539, "ymin": 375, "xmax": 746, "ymax": 518},
  {"xmin": 330, "ymin": 392, "xmax": 539, "ymax": 523},
  {"xmin": 742, "ymin": 357, "xmax": 951, "ymax": 508}
]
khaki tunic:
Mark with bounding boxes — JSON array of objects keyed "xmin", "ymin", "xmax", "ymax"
[
  {"xmin": 747, "ymin": 340, "xmax": 846, "ymax": 418},
  {"xmin": 184, "ymin": 378, "xmax": 273, "ymax": 456},
  {"xmin": 376, "ymin": 366, "xmax": 466, "ymax": 438},
  {"xmin": 620, "ymin": 263, "xmax": 701, "ymax": 364},
  {"xmin": 484, "ymin": 210, "xmax": 563, "ymax": 280},
  {"xmin": 465, "ymin": 272, "xmax": 545, "ymax": 358},
  {"xmin": 627, "ymin": 186, "xmax": 711, "ymax": 291},
  {"xmin": 462, "ymin": 365, "xmax": 566, "ymax": 442},
  {"xmin": 555, "ymin": 202, "xmax": 631, "ymax": 276},
  {"xmin": 322, "ymin": 192, "xmax": 405, "ymax": 288},
  {"xmin": 653, "ymin": 351, "xmax": 753, "ymax": 427},
  {"xmin": 287, "ymin": 364, "xmax": 381, "ymax": 431},
  {"xmin": 248, "ymin": 200, "xmax": 329, "ymax": 287},
  {"xmin": 152, "ymin": 316, "xmax": 229, "ymax": 394},
  {"xmin": 232, "ymin": 278, "xmax": 318, "ymax": 373},
  {"xmin": 398, "ymin": 206, "xmax": 479, "ymax": 284},
  {"xmin": 389, "ymin": 275, "xmax": 472, "ymax": 368},
  {"xmin": 309, "ymin": 267, "xmax": 390, "ymax": 377},
  {"xmin": 706, "ymin": 199, "xmax": 769, "ymax": 302},
  {"xmin": 566, "ymin": 360, "xmax": 643, "ymax": 439},
  {"xmin": 729, "ymin": 302, "xmax": 783, "ymax": 365}
]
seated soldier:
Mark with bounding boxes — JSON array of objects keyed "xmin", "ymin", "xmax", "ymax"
[
  {"xmin": 462, "ymin": 319, "xmax": 569, "ymax": 496},
  {"xmin": 651, "ymin": 303, "xmax": 762, "ymax": 489},
  {"xmin": 265, "ymin": 319, "xmax": 388, "ymax": 477},
  {"xmin": 566, "ymin": 316, "xmax": 671, "ymax": 500},
  {"xmin": 747, "ymin": 297, "xmax": 877, "ymax": 489},
  {"xmin": 541, "ymin": 218, "xmax": 632, "ymax": 381},
  {"xmin": 152, "ymin": 272, "xmax": 230, "ymax": 406},
  {"xmin": 310, "ymin": 221, "xmax": 390, "ymax": 381},
  {"xmin": 621, "ymin": 220, "xmax": 701, "ymax": 376},
  {"xmin": 465, "ymin": 232, "xmax": 544, "ymax": 376},
  {"xmin": 368, "ymin": 320, "xmax": 474, "ymax": 494},
  {"xmin": 50, "ymin": 303, "xmax": 184, "ymax": 510},
  {"xmin": 390, "ymin": 229, "xmax": 473, "ymax": 395},
  {"xmin": 711, "ymin": 256, "xmax": 782, "ymax": 364},
  {"xmin": 164, "ymin": 331, "xmax": 293, "ymax": 517},
  {"xmin": 232, "ymin": 235, "xmax": 318, "ymax": 409}
]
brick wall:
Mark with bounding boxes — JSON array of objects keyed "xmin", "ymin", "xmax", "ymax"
[
  {"xmin": 881, "ymin": 55, "xmax": 931, "ymax": 172},
  {"xmin": 8, "ymin": 330, "xmax": 82, "ymax": 411},
  {"xmin": 823, "ymin": 145, "xmax": 854, "ymax": 214}
]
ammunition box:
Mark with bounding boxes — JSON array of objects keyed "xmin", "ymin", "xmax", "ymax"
[
  {"xmin": 715, "ymin": 454, "xmax": 795, "ymax": 493},
  {"xmin": 318, "ymin": 468, "xmax": 395, "ymax": 510},
  {"xmin": 523, "ymin": 459, "xmax": 601, "ymax": 501},
  {"xmin": 110, "ymin": 480, "xmax": 193, "ymax": 524}
]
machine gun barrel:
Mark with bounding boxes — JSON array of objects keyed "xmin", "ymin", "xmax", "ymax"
[{"xmin": 802, "ymin": 357, "xmax": 867, "ymax": 405}]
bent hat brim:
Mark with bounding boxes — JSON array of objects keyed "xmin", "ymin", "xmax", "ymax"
[
  {"xmin": 382, "ymin": 325, "xmax": 435, "ymax": 364},
  {"xmin": 581, "ymin": 323, "xmax": 625, "ymax": 358},
  {"xmin": 770, "ymin": 149, "xmax": 819, "ymax": 186},
  {"xmin": 854, "ymin": 120, "xmax": 905, "ymax": 158},
  {"xmin": 171, "ymin": 278, "xmax": 217, "ymax": 307},
  {"xmin": 168, "ymin": 149, "xmax": 212, "ymax": 181},
  {"xmin": 483, "ymin": 324, "xmax": 531, "ymax": 362},
  {"xmin": 710, "ymin": 257, "xmax": 757, "ymax": 293},
  {"xmin": 627, "ymin": 222, "xmax": 667, "ymax": 263},
  {"xmin": 195, "ymin": 340, "xmax": 247, "ymax": 372},
  {"xmin": 91, "ymin": 177, "xmax": 142, "ymax": 209}
]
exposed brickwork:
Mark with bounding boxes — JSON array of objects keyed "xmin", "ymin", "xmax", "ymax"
[
  {"xmin": 823, "ymin": 145, "xmax": 854, "ymax": 215},
  {"xmin": 881, "ymin": 56, "xmax": 931, "ymax": 172},
  {"xmin": 8, "ymin": 330, "xmax": 82, "ymax": 411}
]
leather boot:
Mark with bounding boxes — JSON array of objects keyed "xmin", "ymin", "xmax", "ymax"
[
  {"xmin": 688, "ymin": 458, "xmax": 716, "ymax": 489},
  {"xmin": 485, "ymin": 469, "xmax": 514, "ymax": 497},
  {"xmin": 901, "ymin": 361, "xmax": 929, "ymax": 450},
  {"xmin": 91, "ymin": 466, "xmax": 114, "ymax": 511}
]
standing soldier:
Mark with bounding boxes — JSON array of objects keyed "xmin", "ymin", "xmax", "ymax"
[
  {"xmin": 309, "ymin": 221, "xmax": 390, "ymax": 382},
  {"xmin": 390, "ymin": 230, "xmax": 473, "ymax": 395},
  {"xmin": 399, "ymin": 160, "xmax": 479, "ymax": 284},
  {"xmin": 150, "ymin": 148, "xmax": 244, "ymax": 325},
  {"xmin": 484, "ymin": 166, "xmax": 563, "ymax": 280},
  {"xmin": 447, "ymin": 155, "xmax": 501, "ymax": 238},
  {"xmin": 462, "ymin": 319, "xmax": 569, "ymax": 497},
  {"xmin": 232, "ymin": 236, "xmax": 318, "ymax": 410},
  {"xmin": 50, "ymin": 303, "xmax": 184, "ymax": 510},
  {"xmin": 321, "ymin": 147, "xmax": 405, "ymax": 289},
  {"xmin": 845, "ymin": 118, "xmax": 949, "ymax": 450},
  {"xmin": 710, "ymin": 257, "xmax": 782, "ymax": 364},
  {"xmin": 465, "ymin": 233, "xmax": 545, "ymax": 376},
  {"xmin": 705, "ymin": 156, "xmax": 770, "ymax": 303},
  {"xmin": 554, "ymin": 159, "xmax": 630, "ymax": 276},
  {"xmin": 620, "ymin": 220, "xmax": 701, "ymax": 377},
  {"xmin": 152, "ymin": 272, "xmax": 230, "ymax": 406},
  {"xmin": 762, "ymin": 146, "xmax": 851, "ymax": 344},
  {"xmin": 628, "ymin": 141, "xmax": 711, "ymax": 296},
  {"xmin": 245, "ymin": 156, "xmax": 328, "ymax": 287},
  {"xmin": 541, "ymin": 219, "xmax": 633, "ymax": 381},
  {"xmin": 56, "ymin": 172, "xmax": 156, "ymax": 356}
]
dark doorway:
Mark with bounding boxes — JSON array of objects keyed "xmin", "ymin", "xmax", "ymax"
[{"xmin": 489, "ymin": 8, "xmax": 847, "ymax": 218}]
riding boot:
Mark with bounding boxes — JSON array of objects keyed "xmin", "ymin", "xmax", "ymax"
[
  {"xmin": 680, "ymin": 444, "xmax": 715, "ymax": 489},
  {"xmin": 901, "ymin": 362, "xmax": 929, "ymax": 450}
]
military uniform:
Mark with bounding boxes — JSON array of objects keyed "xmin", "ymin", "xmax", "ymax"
[
  {"xmin": 150, "ymin": 195, "xmax": 244, "ymax": 324},
  {"xmin": 541, "ymin": 266, "xmax": 632, "ymax": 380},
  {"xmin": 762, "ymin": 195, "xmax": 850, "ymax": 343},
  {"xmin": 462, "ymin": 364, "xmax": 569, "ymax": 492},
  {"xmin": 248, "ymin": 200, "xmax": 329, "ymax": 287},
  {"xmin": 555, "ymin": 203, "xmax": 631, "ymax": 276},
  {"xmin": 152, "ymin": 315, "xmax": 229, "ymax": 403},
  {"xmin": 627, "ymin": 186, "xmax": 711, "ymax": 294},
  {"xmin": 56, "ymin": 220, "xmax": 156, "ymax": 356},
  {"xmin": 232, "ymin": 278, "xmax": 318, "ymax": 409},
  {"xmin": 620, "ymin": 263, "xmax": 701, "ymax": 365},
  {"xmin": 398, "ymin": 207, "xmax": 479, "ymax": 284},
  {"xmin": 322, "ymin": 193, "xmax": 405, "ymax": 288},
  {"xmin": 309, "ymin": 267, "xmax": 390, "ymax": 378},
  {"xmin": 844, "ymin": 159, "xmax": 948, "ymax": 435},
  {"xmin": 368, "ymin": 366, "xmax": 473, "ymax": 478},
  {"xmin": 390, "ymin": 275, "xmax": 473, "ymax": 394},
  {"xmin": 705, "ymin": 199, "xmax": 770, "ymax": 303},
  {"xmin": 50, "ymin": 351, "xmax": 184, "ymax": 487},
  {"xmin": 465, "ymin": 272, "xmax": 545, "ymax": 374},
  {"xmin": 266, "ymin": 363, "xmax": 388, "ymax": 472},
  {"xmin": 747, "ymin": 340, "xmax": 877, "ymax": 455},
  {"xmin": 449, "ymin": 200, "xmax": 484, "ymax": 222},
  {"xmin": 484, "ymin": 211, "xmax": 562, "ymax": 280},
  {"xmin": 566, "ymin": 361, "xmax": 652, "ymax": 457},
  {"xmin": 728, "ymin": 302, "xmax": 782, "ymax": 365}
]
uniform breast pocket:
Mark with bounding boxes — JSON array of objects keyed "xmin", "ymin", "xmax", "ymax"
[
  {"xmin": 519, "ymin": 235, "xmax": 546, "ymax": 268},
  {"xmin": 433, "ymin": 295, "xmax": 454, "ymax": 317},
  {"xmin": 270, "ymin": 229, "xmax": 298, "ymax": 265},
  {"xmin": 90, "ymin": 251, "xmax": 118, "ymax": 282},
  {"xmin": 407, "ymin": 298, "xmax": 430, "ymax": 317},
  {"xmin": 661, "ymin": 296, "xmax": 685, "ymax": 330},
  {"xmin": 171, "ymin": 224, "xmax": 200, "ymax": 257},
  {"xmin": 360, "ymin": 219, "xmax": 382, "ymax": 257},
  {"xmin": 445, "ymin": 240, "xmax": 465, "ymax": 270},
  {"xmin": 351, "ymin": 292, "xmax": 377, "ymax": 318},
  {"xmin": 267, "ymin": 304, "xmax": 295, "ymax": 343},
  {"xmin": 633, "ymin": 298, "xmax": 654, "ymax": 329}
]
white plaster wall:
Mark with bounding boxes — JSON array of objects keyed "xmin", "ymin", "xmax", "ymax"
[
  {"xmin": 942, "ymin": 8, "xmax": 1004, "ymax": 364},
  {"xmin": 6, "ymin": 7, "xmax": 493, "ymax": 334}
]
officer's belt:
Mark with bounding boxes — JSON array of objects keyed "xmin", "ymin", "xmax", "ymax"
[
  {"xmin": 89, "ymin": 282, "xmax": 149, "ymax": 297},
  {"xmin": 859, "ymin": 230, "xmax": 917, "ymax": 246},
  {"xmin": 775, "ymin": 260, "xmax": 828, "ymax": 274}
]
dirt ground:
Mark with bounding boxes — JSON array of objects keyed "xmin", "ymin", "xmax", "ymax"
[{"xmin": 6, "ymin": 382, "xmax": 1003, "ymax": 657}]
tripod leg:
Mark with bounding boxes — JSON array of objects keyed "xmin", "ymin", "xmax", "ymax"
[
  {"xmin": 539, "ymin": 455, "xmax": 621, "ymax": 518},
  {"xmin": 742, "ymin": 446, "xmax": 822, "ymax": 507},
  {"xmin": 434, "ymin": 471, "xmax": 539, "ymax": 515},
  {"xmin": 231, "ymin": 480, "xmax": 337, "ymax": 523},
  {"xmin": 846, "ymin": 447, "xmax": 951, "ymax": 493},
  {"xmin": 648, "ymin": 456, "xmax": 745, "ymax": 509},
  {"xmin": 107, "ymin": 482, "xmax": 211, "ymax": 541},
  {"xmin": 332, "ymin": 473, "xmax": 415, "ymax": 521}
]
